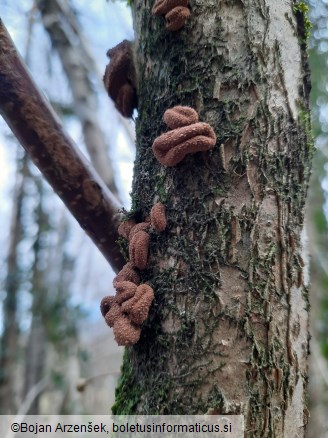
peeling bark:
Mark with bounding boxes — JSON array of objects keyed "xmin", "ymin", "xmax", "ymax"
[
  {"xmin": 0, "ymin": 19, "xmax": 125, "ymax": 273},
  {"xmin": 114, "ymin": 1, "xmax": 312, "ymax": 436}
]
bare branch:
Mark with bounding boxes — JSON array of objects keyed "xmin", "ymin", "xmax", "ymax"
[{"xmin": 0, "ymin": 19, "xmax": 125, "ymax": 273}]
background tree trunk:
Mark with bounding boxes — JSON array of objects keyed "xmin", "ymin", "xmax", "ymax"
[
  {"xmin": 0, "ymin": 154, "xmax": 27, "ymax": 414},
  {"xmin": 113, "ymin": 1, "xmax": 312, "ymax": 436},
  {"xmin": 36, "ymin": 0, "xmax": 120, "ymax": 197},
  {"xmin": 23, "ymin": 180, "xmax": 51, "ymax": 415}
]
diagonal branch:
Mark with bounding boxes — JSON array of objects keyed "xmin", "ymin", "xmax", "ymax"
[{"xmin": 0, "ymin": 19, "xmax": 125, "ymax": 273}]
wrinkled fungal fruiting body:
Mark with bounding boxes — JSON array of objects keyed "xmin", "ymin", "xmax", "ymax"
[
  {"xmin": 129, "ymin": 222, "xmax": 150, "ymax": 240},
  {"xmin": 113, "ymin": 317, "xmax": 141, "ymax": 346},
  {"xmin": 115, "ymin": 281, "xmax": 137, "ymax": 304},
  {"xmin": 152, "ymin": 0, "xmax": 190, "ymax": 31},
  {"xmin": 152, "ymin": 106, "xmax": 217, "ymax": 166},
  {"xmin": 117, "ymin": 218, "xmax": 136, "ymax": 240},
  {"xmin": 100, "ymin": 295, "xmax": 115, "ymax": 318},
  {"xmin": 150, "ymin": 202, "xmax": 167, "ymax": 232},
  {"xmin": 121, "ymin": 284, "xmax": 155, "ymax": 326},
  {"xmin": 163, "ymin": 105, "xmax": 198, "ymax": 129},
  {"xmin": 129, "ymin": 230, "xmax": 150, "ymax": 270},
  {"xmin": 103, "ymin": 40, "xmax": 137, "ymax": 118},
  {"xmin": 100, "ymin": 282, "xmax": 155, "ymax": 346},
  {"xmin": 113, "ymin": 262, "xmax": 141, "ymax": 287},
  {"xmin": 104, "ymin": 300, "xmax": 122, "ymax": 328},
  {"xmin": 101, "ymin": 213, "xmax": 156, "ymax": 345}
]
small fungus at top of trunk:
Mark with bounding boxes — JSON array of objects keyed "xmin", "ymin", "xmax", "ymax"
[
  {"xmin": 152, "ymin": 0, "xmax": 190, "ymax": 31},
  {"xmin": 103, "ymin": 40, "xmax": 137, "ymax": 118},
  {"xmin": 163, "ymin": 105, "xmax": 198, "ymax": 129}
]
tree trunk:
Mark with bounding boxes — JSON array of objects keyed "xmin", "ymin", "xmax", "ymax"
[
  {"xmin": 0, "ymin": 154, "xmax": 27, "ymax": 414},
  {"xmin": 113, "ymin": 1, "xmax": 312, "ymax": 436},
  {"xmin": 306, "ymin": 151, "xmax": 328, "ymax": 437},
  {"xmin": 23, "ymin": 180, "xmax": 49, "ymax": 414},
  {"xmin": 23, "ymin": 316, "xmax": 46, "ymax": 414},
  {"xmin": 36, "ymin": 0, "xmax": 120, "ymax": 198}
]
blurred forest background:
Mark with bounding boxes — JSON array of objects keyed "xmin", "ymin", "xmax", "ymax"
[{"xmin": 0, "ymin": 0, "xmax": 327, "ymax": 434}]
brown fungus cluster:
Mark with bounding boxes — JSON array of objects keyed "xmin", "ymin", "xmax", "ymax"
[
  {"xmin": 121, "ymin": 284, "xmax": 155, "ymax": 326},
  {"xmin": 100, "ymin": 209, "xmax": 167, "ymax": 346},
  {"xmin": 101, "ymin": 279, "xmax": 154, "ymax": 346},
  {"xmin": 152, "ymin": 0, "xmax": 190, "ymax": 31},
  {"xmin": 100, "ymin": 291, "xmax": 140, "ymax": 346},
  {"xmin": 103, "ymin": 40, "xmax": 137, "ymax": 118},
  {"xmin": 129, "ymin": 222, "xmax": 150, "ymax": 240},
  {"xmin": 113, "ymin": 262, "xmax": 140, "ymax": 288},
  {"xmin": 117, "ymin": 218, "xmax": 136, "ymax": 240},
  {"xmin": 152, "ymin": 106, "xmax": 217, "ymax": 167},
  {"xmin": 100, "ymin": 202, "xmax": 168, "ymax": 345}
]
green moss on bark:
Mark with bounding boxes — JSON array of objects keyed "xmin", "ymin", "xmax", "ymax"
[{"xmin": 114, "ymin": 1, "xmax": 312, "ymax": 434}]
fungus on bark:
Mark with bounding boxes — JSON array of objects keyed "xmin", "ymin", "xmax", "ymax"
[
  {"xmin": 163, "ymin": 105, "xmax": 198, "ymax": 129},
  {"xmin": 104, "ymin": 300, "xmax": 122, "ymax": 328},
  {"xmin": 102, "ymin": 215, "xmax": 155, "ymax": 344},
  {"xmin": 152, "ymin": 0, "xmax": 190, "ymax": 31},
  {"xmin": 113, "ymin": 317, "xmax": 141, "ymax": 346},
  {"xmin": 121, "ymin": 284, "xmax": 155, "ymax": 326},
  {"xmin": 103, "ymin": 40, "xmax": 137, "ymax": 118},
  {"xmin": 128, "ymin": 221, "xmax": 150, "ymax": 240},
  {"xmin": 100, "ymin": 295, "xmax": 115, "ymax": 318},
  {"xmin": 129, "ymin": 230, "xmax": 150, "ymax": 270},
  {"xmin": 100, "ymin": 282, "xmax": 155, "ymax": 346},
  {"xmin": 118, "ymin": 220, "xmax": 150, "ymax": 241},
  {"xmin": 113, "ymin": 282, "xmax": 154, "ymax": 326},
  {"xmin": 101, "ymin": 295, "xmax": 141, "ymax": 345},
  {"xmin": 113, "ymin": 262, "xmax": 141, "ymax": 287},
  {"xmin": 117, "ymin": 218, "xmax": 136, "ymax": 240},
  {"xmin": 115, "ymin": 280, "xmax": 138, "ymax": 304},
  {"xmin": 152, "ymin": 106, "xmax": 217, "ymax": 166},
  {"xmin": 150, "ymin": 202, "xmax": 167, "ymax": 232}
]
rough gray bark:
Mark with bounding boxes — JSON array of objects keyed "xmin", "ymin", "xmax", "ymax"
[{"xmin": 113, "ymin": 1, "xmax": 312, "ymax": 436}]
